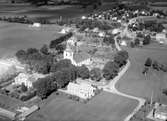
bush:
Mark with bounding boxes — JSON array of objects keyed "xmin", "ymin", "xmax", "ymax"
[
  {"xmin": 77, "ymin": 65, "xmax": 90, "ymax": 79},
  {"xmin": 152, "ymin": 61, "xmax": 160, "ymax": 71},
  {"xmin": 103, "ymin": 61, "xmax": 119, "ymax": 80},
  {"xmin": 90, "ymin": 68, "xmax": 102, "ymax": 81},
  {"xmin": 145, "ymin": 58, "xmax": 152, "ymax": 67},
  {"xmin": 20, "ymin": 91, "xmax": 36, "ymax": 101},
  {"xmin": 159, "ymin": 64, "xmax": 167, "ymax": 72}
]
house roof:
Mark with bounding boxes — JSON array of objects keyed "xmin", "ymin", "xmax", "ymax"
[{"xmin": 73, "ymin": 51, "xmax": 90, "ymax": 63}]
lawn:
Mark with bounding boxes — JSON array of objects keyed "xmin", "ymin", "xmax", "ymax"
[
  {"xmin": 0, "ymin": 94, "xmax": 24, "ymax": 112},
  {"xmin": 27, "ymin": 92, "xmax": 138, "ymax": 121},
  {"xmin": 116, "ymin": 43, "xmax": 167, "ymax": 105},
  {"xmin": 0, "ymin": 22, "xmax": 62, "ymax": 58}
]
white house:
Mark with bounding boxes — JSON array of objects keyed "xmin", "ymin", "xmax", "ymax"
[
  {"xmin": 67, "ymin": 82, "xmax": 96, "ymax": 99},
  {"xmin": 64, "ymin": 37, "xmax": 92, "ymax": 66},
  {"xmin": 14, "ymin": 73, "xmax": 45, "ymax": 88}
]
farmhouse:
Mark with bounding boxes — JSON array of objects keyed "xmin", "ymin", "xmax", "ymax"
[
  {"xmin": 13, "ymin": 73, "xmax": 45, "ymax": 88},
  {"xmin": 67, "ymin": 82, "xmax": 96, "ymax": 100},
  {"xmin": 64, "ymin": 36, "xmax": 92, "ymax": 66}
]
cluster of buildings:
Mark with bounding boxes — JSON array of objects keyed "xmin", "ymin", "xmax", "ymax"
[{"xmin": 82, "ymin": 6, "xmax": 163, "ymax": 24}]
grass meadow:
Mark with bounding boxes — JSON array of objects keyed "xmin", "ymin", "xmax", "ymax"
[
  {"xmin": 116, "ymin": 43, "xmax": 167, "ymax": 105},
  {"xmin": 27, "ymin": 91, "xmax": 138, "ymax": 121}
]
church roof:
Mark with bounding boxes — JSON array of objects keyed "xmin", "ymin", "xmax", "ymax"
[{"xmin": 73, "ymin": 51, "xmax": 90, "ymax": 63}]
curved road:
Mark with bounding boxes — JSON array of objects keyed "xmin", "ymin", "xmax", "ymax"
[{"xmin": 102, "ymin": 36, "xmax": 146, "ymax": 121}]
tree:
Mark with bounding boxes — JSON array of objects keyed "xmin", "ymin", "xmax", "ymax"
[
  {"xmin": 145, "ymin": 58, "xmax": 152, "ymax": 67},
  {"xmin": 15, "ymin": 50, "xmax": 27, "ymax": 63},
  {"xmin": 33, "ymin": 76, "xmax": 57, "ymax": 99},
  {"xmin": 55, "ymin": 44, "xmax": 66, "ymax": 54},
  {"xmin": 159, "ymin": 64, "xmax": 167, "ymax": 72},
  {"xmin": 40, "ymin": 44, "xmax": 49, "ymax": 55},
  {"xmin": 130, "ymin": 41, "xmax": 135, "ymax": 48},
  {"xmin": 152, "ymin": 60, "xmax": 159, "ymax": 71},
  {"xmin": 77, "ymin": 65, "xmax": 89, "ymax": 79},
  {"xmin": 143, "ymin": 35, "xmax": 151, "ymax": 45},
  {"xmin": 162, "ymin": 89, "xmax": 167, "ymax": 95},
  {"xmin": 27, "ymin": 48, "xmax": 39, "ymax": 56},
  {"xmin": 32, "ymin": 60, "xmax": 50, "ymax": 74},
  {"xmin": 90, "ymin": 68, "xmax": 102, "ymax": 81},
  {"xmin": 114, "ymin": 50, "xmax": 129, "ymax": 67},
  {"xmin": 53, "ymin": 70, "xmax": 70, "ymax": 88},
  {"xmin": 21, "ymin": 83, "xmax": 28, "ymax": 92},
  {"xmin": 50, "ymin": 59, "xmax": 72, "ymax": 72},
  {"xmin": 103, "ymin": 61, "xmax": 119, "ymax": 80},
  {"xmin": 134, "ymin": 38, "xmax": 140, "ymax": 46}
]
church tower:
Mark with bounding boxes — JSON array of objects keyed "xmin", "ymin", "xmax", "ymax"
[{"xmin": 63, "ymin": 42, "xmax": 74, "ymax": 62}]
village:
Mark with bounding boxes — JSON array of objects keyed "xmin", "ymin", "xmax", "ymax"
[{"xmin": 0, "ymin": 0, "xmax": 167, "ymax": 121}]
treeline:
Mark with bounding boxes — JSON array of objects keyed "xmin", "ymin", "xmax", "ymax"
[
  {"xmin": 15, "ymin": 32, "xmax": 73, "ymax": 74},
  {"xmin": 49, "ymin": 32, "xmax": 73, "ymax": 49},
  {"xmin": 24, "ymin": 0, "xmax": 102, "ymax": 7},
  {"xmin": 0, "ymin": 16, "xmax": 51, "ymax": 24},
  {"xmin": 103, "ymin": 50, "xmax": 129, "ymax": 80}
]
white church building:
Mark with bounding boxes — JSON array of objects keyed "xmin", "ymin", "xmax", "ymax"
[{"xmin": 63, "ymin": 36, "xmax": 92, "ymax": 66}]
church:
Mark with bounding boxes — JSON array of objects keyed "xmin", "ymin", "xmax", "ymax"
[{"xmin": 63, "ymin": 36, "xmax": 92, "ymax": 66}]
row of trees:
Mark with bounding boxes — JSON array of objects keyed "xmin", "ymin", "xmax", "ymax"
[
  {"xmin": 33, "ymin": 59, "xmax": 91, "ymax": 99},
  {"xmin": 102, "ymin": 50, "xmax": 129, "ymax": 80},
  {"xmin": 144, "ymin": 58, "xmax": 167, "ymax": 72},
  {"xmin": 49, "ymin": 32, "xmax": 73, "ymax": 49},
  {"xmin": 15, "ymin": 45, "xmax": 55, "ymax": 74},
  {"xmin": 130, "ymin": 34, "xmax": 151, "ymax": 48},
  {"xmin": 128, "ymin": 22, "xmax": 164, "ymax": 33},
  {"xmin": 24, "ymin": 0, "xmax": 102, "ymax": 7},
  {"xmin": 15, "ymin": 33, "xmax": 74, "ymax": 74}
]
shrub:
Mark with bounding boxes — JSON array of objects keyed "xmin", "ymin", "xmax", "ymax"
[
  {"xmin": 145, "ymin": 58, "xmax": 152, "ymax": 67},
  {"xmin": 20, "ymin": 91, "xmax": 36, "ymax": 101}
]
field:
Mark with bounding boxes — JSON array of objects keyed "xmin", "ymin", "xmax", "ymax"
[
  {"xmin": 0, "ymin": 2, "xmax": 117, "ymax": 21},
  {"xmin": 0, "ymin": 94, "xmax": 24, "ymax": 112},
  {"xmin": 0, "ymin": 22, "xmax": 62, "ymax": 58},
  {"xmin": 27, "ymin": 92, "xmax": 138, "ymax": 121},
  {"xmin": 116, "ymin": 43, "xmax": 167, "ymax": 105}
]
